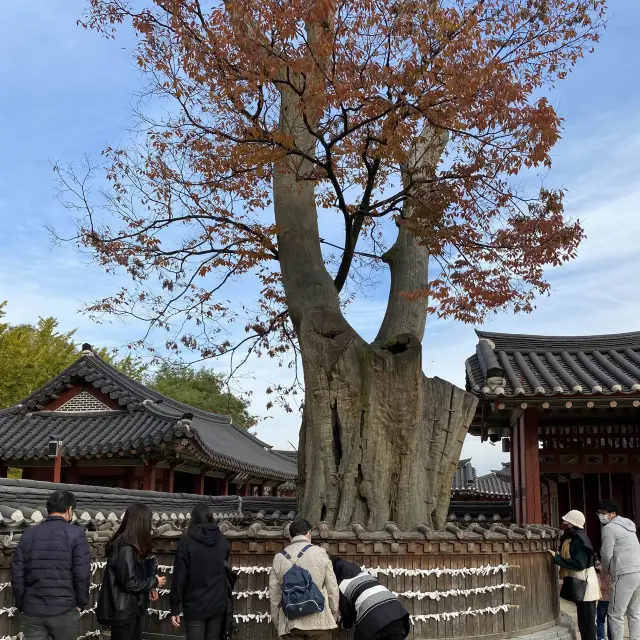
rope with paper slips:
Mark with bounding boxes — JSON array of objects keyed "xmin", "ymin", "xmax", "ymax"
[{"xmin": 146, "ymin": 604, "xmax": 520, "ymax": 624}]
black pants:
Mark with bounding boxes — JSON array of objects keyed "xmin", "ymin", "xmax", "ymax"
[
  {"xmin": 184, "ymin": 614, "xmax": 225, "ymax": 640},
  {"xmin": 576, "ymin": 601, "xmax": 597, "ymax": 640},
  {"xmin": 110, "ymin": 614, "xmax": 143, "ymax": 640},
  {"xmin": 22, "ymin": 611, "xmax": 80, "ymax": 640},
  {"xmin": 372, "ymin": 618, "xmax": 409, "ymax": 640}
]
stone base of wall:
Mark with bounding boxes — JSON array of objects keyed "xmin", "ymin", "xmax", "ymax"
[
  {"xmin": 137, "ymin": 612, "xmax": 575, "ymax": 640},
  {"xmin": 510, "ymin": 614, "xmax": 575, "ymax": 640}
]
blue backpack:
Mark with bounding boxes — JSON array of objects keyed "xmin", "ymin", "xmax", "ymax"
[{"xmin": 280, "ymin": 545, "xmax": 326, "ymax": 620}]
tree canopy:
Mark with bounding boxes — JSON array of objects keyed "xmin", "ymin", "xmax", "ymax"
[
  {"xmin": 0, "ymin": 302, "xmax": 79, "ymax": 409},
  {"xmin": 61, "ymin": 0, "xmax": 606, "ymax": 528},
  {"xmin": 67, "ymin": 0, "xmax": 606, "ymax": 365}
]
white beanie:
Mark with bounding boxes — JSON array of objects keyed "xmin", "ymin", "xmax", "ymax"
[{"xmin": 562, "ymin": 510, "xmax": 586, "ymax": 529}]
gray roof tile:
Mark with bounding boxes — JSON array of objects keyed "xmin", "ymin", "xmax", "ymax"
[
  {"xmin": 0, "ymin": 354, "xmax": 296, "ymax": 481},
  {"xmin": 466, "ymin": 330, "xmax": 640, "ymax": 397}
]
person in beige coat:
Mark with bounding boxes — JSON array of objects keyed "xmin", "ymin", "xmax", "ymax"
[{"xmin": 269, "ymin": 520, "xmax": 339, "ymax": 640}]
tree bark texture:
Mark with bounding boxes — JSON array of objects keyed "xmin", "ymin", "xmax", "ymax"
[
  {"xmin": 273, "ymin": 76, "xmax": 478, "ymax": 529},
  {"xmin": 296, "ymin": 326, "xmax": 477, "ymax": 530}
]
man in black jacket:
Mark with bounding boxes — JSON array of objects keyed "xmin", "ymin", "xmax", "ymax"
[{"xmin": 11, "ymin": 490, "xmax": 91, "ymax": 640}]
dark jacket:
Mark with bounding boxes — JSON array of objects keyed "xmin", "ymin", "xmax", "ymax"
[
  {"xmin": 170, "ymin": 523, "xmax": 230, "ymax": 619},
  {"xmin": 96, "ymin": 540, "xmax": 158, "ymax": 625},
  {"xmin": 331, "ymin": 557, "xmax": 409, "ymax": 640},
  {"xmin": 554, "ymin": 528, "xmax": 596, "ymax": 572},
  {"xmin": 11, "ymin": 516, "xmax": 91, "ymax": 616}
]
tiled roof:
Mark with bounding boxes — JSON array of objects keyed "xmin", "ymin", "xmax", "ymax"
[
  {"xmin": 0, "ymin": 478, "xmax": 515, "ymax": 536},
  {"xmin": 0, "ymin": 353, "xmax": 296, "ymax": 481},
  {"xmin": 269, "ymin": 454, "xmax": 498, "ymax": 497},
  {"xmin": 452, "ymin": 458, "xmax": 477, "ymax": 491},
  {"xmin": 451, "ymin": 460, "xmax": 511, "ymax": 498},
  {"xmin": 0, "ymin": 478, "xmax": 296, "ymax": 530},
  {"xmin": 0, "ymin": 479, "xmax": 543, "ymax": 542},
  {"xmin": 476, "ymin": 467, "xmax": 511, "ymax": 498},
  {"xmin": 465, "ymin": 330, "xmax": 640, "ymax": 398},
  {"xmin": 447, "ymin": 500, "xmax": 511, "ymax": 523},
  {"xmin": 273, "ymin": 450, "xmax": 298, "ymax": 463}
]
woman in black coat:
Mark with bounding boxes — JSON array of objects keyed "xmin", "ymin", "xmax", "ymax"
[
  {"xmin": 170, "ymin": 504, "xmax": 231, "ymax": 640},
  {"xmin": 331, "ymin": 556, "xmax": 409, "ymax": 640},
  {"xmin": 97, "ymin": 503, "xmax": 166, "ymax": 640}
]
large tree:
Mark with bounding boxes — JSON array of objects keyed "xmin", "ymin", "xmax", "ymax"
[{"xmin": 63, "ymin": 0, "xmax": 604, "ymax": 529}]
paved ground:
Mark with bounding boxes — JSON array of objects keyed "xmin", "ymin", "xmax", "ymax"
[{"xmin": 560, "ymin": 600, "xmax": 629, "ymax": 639}]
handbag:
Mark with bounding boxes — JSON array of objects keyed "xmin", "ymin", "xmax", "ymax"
[{"xmin": 560, "ymin": 574, "xmax": 587, "ymax": 603}]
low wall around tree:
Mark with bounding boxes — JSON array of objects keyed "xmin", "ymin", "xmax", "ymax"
[{"xmin": 0, "ymin": 521, "xmax": 560, "ymax": 640}]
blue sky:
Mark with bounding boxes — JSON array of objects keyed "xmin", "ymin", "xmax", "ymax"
[{"xmin": 1, "ymin": 2, "xmax": 639, "ymax": 474}]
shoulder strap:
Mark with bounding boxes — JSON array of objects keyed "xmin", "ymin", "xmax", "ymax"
[
  {"xmin": 297, "ymin": 544, "xmax": 313, "ymax": 560},
  {"xmin": 281, "ymin": 551, "xmax": 292, "ymax": 561}
]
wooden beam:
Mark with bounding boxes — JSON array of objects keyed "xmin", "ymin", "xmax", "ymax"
[
  {"xmin": 540, "ymin": 461, "xmax": 639, "ymax": 474},
  {"xmin": 143, "ymin": 461, "xmax": 157, "ymax": 491},
  {"xmin": 194, "ymin": 468, "xmax": 206, "ymax": 495},
  {"xmin": 162, "ymin": 468, "xmax": 175, "ymax": 493}
]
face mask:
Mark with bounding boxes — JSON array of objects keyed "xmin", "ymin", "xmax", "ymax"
[{"xmin": 598, "ymin": 514, "xmax": 611, "ymax": 525}]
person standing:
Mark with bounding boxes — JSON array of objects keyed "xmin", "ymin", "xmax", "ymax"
[
  {"xmin": 595, "ymin": 556, "xmax": 612, "ymax": 640},
  {"xmin": 169, "ymin": 504, "xmax": 231, "ymax": 640},
  {"xmin": 331, "ymin": 556, "xmax": 409, "ymax": 640},
  {"xmin": 551, "ymin": 510, "xmax": 600, "ymax": 640},
  {"xmin": 11, "ymin": 490, "xmax": 91, "ymax": 640},
  {"xmin": 598, "ymin": 499, "xmax": 640, "ymax": 640},
  {"xmin": 96, "ymin": 503, "xmax": 166, "ymax": 640},
  {"xmin": 269, "ymin": 519, "xmax": 339, "ymax": 640}
]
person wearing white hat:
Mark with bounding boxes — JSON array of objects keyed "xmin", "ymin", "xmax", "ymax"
[{"xmin": 550, "ymin": 510, "xmax": 600, "ymax": 640}]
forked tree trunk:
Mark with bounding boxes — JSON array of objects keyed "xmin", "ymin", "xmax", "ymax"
[
  {"xmin": 272, "ymin": 69, "xmax": 478, "ymax": 530},
  {"xmin": 295, "ymin": 323, "xmax": 477, "ymax": 530}
]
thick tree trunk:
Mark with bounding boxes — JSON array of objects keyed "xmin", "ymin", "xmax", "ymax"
[
  {"xmin": 296, "ymin": 324, "xmax": 477, "ymax": 530},
  {"xmin": 272, "ymin": 62, "xmax": 477, "ymax": 529}
]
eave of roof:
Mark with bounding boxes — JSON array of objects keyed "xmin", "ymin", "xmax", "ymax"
[{"xmin": 466, "ymin": 329, "xmax": 640, "ymax": 399}]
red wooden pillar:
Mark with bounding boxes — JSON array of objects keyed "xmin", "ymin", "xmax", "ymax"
[
  {"xmin": 143, "ymin": 462, "xmax": 157, "ymax": 491},
  {"xmin": 219, "ymin": 477, "xmax": 229, "ymax": 496},
  {"xmin": 519, "ymin": 407, "xmax": 542, "ymax": 524},
  {"xmin": 195, "ymin": 470, "xmax": 205, "ymax": 495},
  {"xmin": 53, "ymin": 453, "xmax": 63, "ymax": 484},
  {"xmin": 510, "ymin": 416, "xmax": 522, "ymax": 524},
  {"xmin": 162, "ymin": 468, "xmax": 175, "ymax": 493}
]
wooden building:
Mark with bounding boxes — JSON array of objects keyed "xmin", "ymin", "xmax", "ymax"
[
  {"xmin": 466, "ymin": 330, "xmax": 640, "ymax": 548},
  {"xmin": 0, "ymin": 345, "xmax": 296, "ymax": 495}
]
